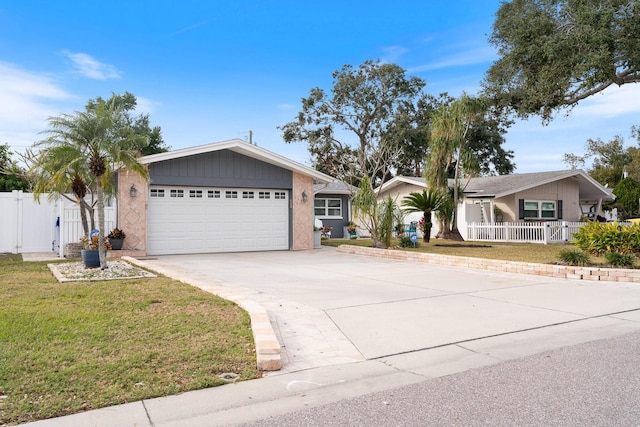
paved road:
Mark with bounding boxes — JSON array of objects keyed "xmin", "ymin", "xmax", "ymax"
[{"xmin": 241, "ymin": 330, "xmax": 640, "ymax": 426}]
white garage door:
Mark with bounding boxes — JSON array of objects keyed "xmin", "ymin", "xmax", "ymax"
[{"xmin": 147, "ymin": 186, "xmax": 289, "ymax": 255}]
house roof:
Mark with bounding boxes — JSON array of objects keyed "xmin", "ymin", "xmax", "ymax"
[
  {"xmin": 377, "ymin": 176, "xmax": 426, "ymax": 194},
  {"xmin": 139, "ymin": 138, "xmax": 333, "ymax": 183},
  {"xmin": 461, "ymin": 170, "xmax": 612, "ymax": 200},
  {"xmin": 313, "ymin": 180, "xmax": 357, "ymax": 195},
  {"xmin": 378, "ymin": 170, "xmax": 613, "ymax": 201}
]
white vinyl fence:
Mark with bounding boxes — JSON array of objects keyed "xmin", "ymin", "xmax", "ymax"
[
  {"xmin": 466, "ymin": 221, "xmax": 587, "ymax": 244},
  {"xmin": 0, "ymin": 190, "xmax": 116, "ymax": 256}
]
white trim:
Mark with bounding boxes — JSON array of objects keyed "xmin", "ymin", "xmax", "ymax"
[
  {"xmin": 523, "ymin": 199, "xmax": 557, "ymax": 220},
  {"xmin": 314, "ymin": 197, "xmax": 343, "ymax": 219},
  {"xmin": 376, "ymin": 176, "xmax": 426, "ymax": 194}
]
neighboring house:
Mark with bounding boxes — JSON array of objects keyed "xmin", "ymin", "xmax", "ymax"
[
  {"xmin": 313, "ymin": 181, "xmax": 356, "ymax": 238},
  {"xmin": 117, "ymin": 138, "xmax": 333, "ymax": 256},
  {"xmin": 377, "ymin": 170, "xmax": 614, "ymax": 239}
]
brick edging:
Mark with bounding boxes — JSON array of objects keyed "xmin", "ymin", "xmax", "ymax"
[
  {"xmin": 122, "ymin": 256, "xmax": 281, "ymax": 371},
  {"xmin": 336, "ymin": 245, "xmax": 640, "ymax": 283}
]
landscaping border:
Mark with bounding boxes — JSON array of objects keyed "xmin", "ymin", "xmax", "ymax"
[{"xmin": 336, "ymin": 245, "xmax": 640, "ymax": 283}]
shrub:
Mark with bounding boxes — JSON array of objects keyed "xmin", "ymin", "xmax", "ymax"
[
  {"xmin": 573, "ymin": 222, "xmax": 640, "ymax": 255},
  {"xmin": 558, "ymin": 249, "xmax": 591, "ymax": 266},
  {"xmin": 604, "ymin": 252, "xmax": 636, "ymax": 267},
  {"xmin": 399, "ymin": 236, "xmax": 418, "ymax": 248}
]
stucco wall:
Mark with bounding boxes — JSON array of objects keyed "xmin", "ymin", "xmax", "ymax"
[{"xmin": 292, "ymin": 172, "xmax": 314, "ymax": 250}]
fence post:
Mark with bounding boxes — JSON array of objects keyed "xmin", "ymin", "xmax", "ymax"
[
  {"xmin": 544, "ymin": 222, "xmax": 551, "ymax": 244},
  {"xmin": 15, "ymin": 190, "xmax": 23, "ymax": 254}
]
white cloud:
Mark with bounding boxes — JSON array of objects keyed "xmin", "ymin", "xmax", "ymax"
[
  {"xmin": 0, "ymin": 62, "xmax": 73, "ymax": 150},
  {"xmin": 380, "ymin": 45, "xmax": 408, "ymax": 63},
  {"xmin": 570, "ymin": 84, "xmax": 640, "ymax": 118},
  {"xmin": 407, "ymin": 45, "xmax": 497, "ymax": 73},
  {"xmin": 63, "ymin": 51, "xmax": 122, "ymax": 80},
  {"xmin": 277, "ymin": 103, "xmax": 295, "ymax": 110},
  {"xmin": 134, "ymin": 96, "xmax": 160, "ymax": 115}
]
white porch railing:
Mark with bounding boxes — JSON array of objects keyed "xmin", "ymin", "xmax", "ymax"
[{"xmin": 466, "ymin": 221, "xmax": 587, "ymax": 244}]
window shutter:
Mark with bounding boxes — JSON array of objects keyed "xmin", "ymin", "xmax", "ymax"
[
  {"xmin": 518, "ymin": 199, "xmax": 525, "ymax": 220},
  {"xmin": 557, "ymin": 200, "xmax": 563, "ymax": 219}
]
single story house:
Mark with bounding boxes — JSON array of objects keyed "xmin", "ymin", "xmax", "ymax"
[
  {"xmin": 117, "ymin": 139, "xmax": 334, "ymax": 256},
  {"xmin": 377, "ymin": 170, "xmax": 615, "ymax": 239},
  {"xmin": 313, "ymin": 180, "xmax": 356, "ymax": 238}
]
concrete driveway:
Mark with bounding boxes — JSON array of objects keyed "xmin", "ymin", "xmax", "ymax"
[{"xmin": 136, "ymin": 247, "xmax": 640, "ymax": 373}]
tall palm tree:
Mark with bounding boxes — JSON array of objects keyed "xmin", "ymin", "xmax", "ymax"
[
  {"xmin": 426, "ymin": 93, "xmax": 486, "ymax": 240},
  {"xmin": 402, "ymin": 189, "xmax": 446, "ymax": 242},
  {"xmin": 38, "ymin": 100, "xmax": 148, "ymax": 269}
]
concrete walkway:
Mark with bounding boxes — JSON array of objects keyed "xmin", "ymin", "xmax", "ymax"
[{"xmin": 19, "ymin": 247, "xmax": 640, "ymax": 426}]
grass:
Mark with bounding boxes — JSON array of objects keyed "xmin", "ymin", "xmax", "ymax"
[
  {"xmin": 0, "ymin": 254, "xmax": 260, "ymax": 426},
  {"xmin": 322, "ymin": 238, "xmax": 611, "ymax": 265}
]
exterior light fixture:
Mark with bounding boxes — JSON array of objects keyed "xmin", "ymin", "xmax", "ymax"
[
  {"xmin": 130, "ymin": 184, "xmax": 138, "ymax": 198},
  {"xmin": 302, "ymin": 190, "xmax": 308, "ymax": 203}
]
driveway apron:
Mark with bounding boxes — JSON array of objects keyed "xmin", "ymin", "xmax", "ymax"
[{"xmin": 137, "ymin": 247, "xmax": 640, "ymax": 373}]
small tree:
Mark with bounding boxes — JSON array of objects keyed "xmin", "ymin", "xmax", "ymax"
[
  {"xmin": 613, "ymin": 176, "xmax": 640, "ymax": 219},
  {"xmin": 38, "ymin": 97, "xmax": 148, "ymax": 269},
  {"xmin": 0, "ymin": 143, "xmax": 30, "ymax": 191},
  {"xmin": 402, "ymin": 189, "xmax": 446, "ymax": 242}
]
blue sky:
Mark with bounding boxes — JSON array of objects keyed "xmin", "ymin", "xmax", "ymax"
[{"xmin": 1, "ymin": 1, "xmax": 639, "ymax": 173}]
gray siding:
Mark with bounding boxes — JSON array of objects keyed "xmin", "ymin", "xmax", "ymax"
[
  {"xmin": 315, "ymin": 193, "xmax": 350, "ymax": 238},
  {"xmin": 149, "ymin": 150, "xmax": 293, "ymax": 189}
]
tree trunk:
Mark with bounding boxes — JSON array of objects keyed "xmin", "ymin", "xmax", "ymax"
[
  {"xmin": 423, "ymin": 226, "xmax": 431, "ymax": 242},
  {"xmin": 451, "ymin": 149, "xmax": 464, "ymax": 241},
  {"xmin": 78, "ymin": 198, "xmax": 90, "ymax": 237},
  {"xmin": 96, "ymin": 183, "xmax": 108, "ymax": 270}
]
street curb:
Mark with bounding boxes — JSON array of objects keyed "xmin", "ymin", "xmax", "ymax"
[{"xmin": 122, "ymin": 256, "xmax": 282, "ymax": 371}]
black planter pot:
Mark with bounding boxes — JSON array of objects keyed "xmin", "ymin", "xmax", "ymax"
[
  {"xmin": 109, "ymin": 238, "xmax": 124, "ymax": 250},
  {"xmin": 81, "ymin": 250, "xmax": 101, "ymax": 268}
]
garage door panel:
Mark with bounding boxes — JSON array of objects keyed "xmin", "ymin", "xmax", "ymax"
[{"xmin": 148, "ymin": 186, "xmax": 289, "ymax": 255}]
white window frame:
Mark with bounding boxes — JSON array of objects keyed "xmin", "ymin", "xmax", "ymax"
[
  {"xmin": 314, "ymin": 197, "xmax": 343, "ymax": 219},
  {"xmin": 524, "ymin": 200, "xmax": 556, "ymax": 220}
]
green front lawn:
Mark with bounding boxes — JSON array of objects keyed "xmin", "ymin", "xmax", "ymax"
[
  {"xmin": 0, "ymin": 254, "xmax": 260, "ymax": 425},
  {"xmin": 323, "ymin": 238, "xmax": 609, "ymax": 265}
]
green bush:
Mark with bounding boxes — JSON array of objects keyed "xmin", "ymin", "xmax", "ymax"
[
  {"xmin": 573, "ymin": 222, "xmax": 640, "ymax": 255},
  {"xmin": 558, "ymin": 249, "xmax": 591, "ymax": 266},
  {"xmin": 399, "ymin": 236, "xmax": 418, "ymax": 248},
  {"xmin": 604, "ymin": 252, "xmax": 636, "ymax": 267}
]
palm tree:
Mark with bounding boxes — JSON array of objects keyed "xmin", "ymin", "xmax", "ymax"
[
  {"xmin": 37, "ymin": 99, "xmax": 148, "ymax": 269},
  {"xmin": 426, "ymin": 93, "xmax": 486, "ymax": 240},
  {"xmin": 28, "ymin": 142, "xmax": 97, "ymax": 237},
  {"xmin": 402, "ymin": 188, "xmax": 446, "ymax": 242}
]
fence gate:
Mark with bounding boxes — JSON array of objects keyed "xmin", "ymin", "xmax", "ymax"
[
  {"xmin": 0, "ymin": 191, "xmax": 59, "ymax": 253},
  {"xmin": 0, "ymin": 191, "xmax": 116, "ymax": 256},
  {"xmin": 59, "ymin": 201, "xmax": 116, "ymax": 257}
]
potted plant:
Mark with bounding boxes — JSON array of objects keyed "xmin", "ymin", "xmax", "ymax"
[
  {"xmin": 108, "ymin": 227, "xmax": 126, "ymax": 250},
  {"xmin": 80, "ymin": 230, "xmax": 112, "ymax": 268},
  {"xmin": 346, "ymin": 221, "xmax": 357, "ymax": 239}
]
